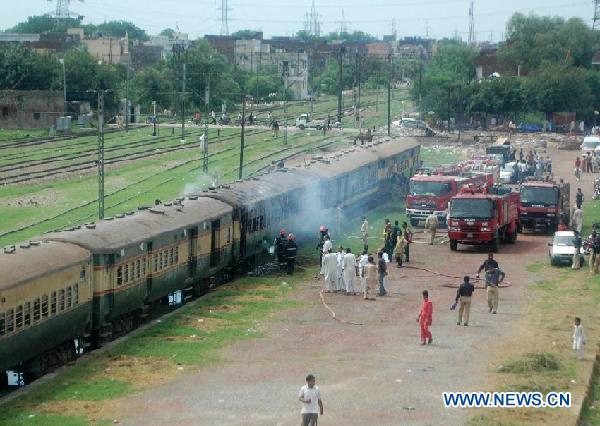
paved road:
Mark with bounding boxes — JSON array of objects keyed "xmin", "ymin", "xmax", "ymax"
[{"xmin": 118, "ymin": 142, "xmax": 592, "ymax": 426}]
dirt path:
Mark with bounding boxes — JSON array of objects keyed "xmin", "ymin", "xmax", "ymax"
[{"xmin": 115, "ymin": 141, "xmax": 593, "ymax": 426}]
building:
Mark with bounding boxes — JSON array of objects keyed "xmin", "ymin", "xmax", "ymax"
[
  {"xmin": 207, "ymin": 34, "xmax": 309, "ymax": 100},
  {"xmin": 0, "ymin": 90, "xmax": 63, "ymax": 129},
  {"xmin": 82, "ymin": 32, "xmax": 130, "ymax": 65},
  {"xmin": 146, "ymin": 32, "xmax": 191, "ymax": 60},
  {"xmin": 0, "ymin": 31, "xmax": 80, "ymax": 53}
]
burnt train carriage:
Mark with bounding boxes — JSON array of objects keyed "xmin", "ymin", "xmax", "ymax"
[
  {"xmin": 46, "ymin": 198, "xmax": 232, "ymax": 343},
  {"xmin": 195, "ymin": 170, "xmax": 319, "ymax": 266},
  {"xmin": 0, "ymin": 241, "xmax": 92, "ymax": 382}
]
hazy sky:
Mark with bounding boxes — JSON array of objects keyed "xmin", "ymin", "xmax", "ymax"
[{"xmin": 0, "ymin": 0, "xmax": 594, "ymax": 41}]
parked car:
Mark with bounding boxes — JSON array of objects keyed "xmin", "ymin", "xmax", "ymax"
[{"xmin": 548, "ymin": 231, "xmax": 585, "ymax": 266}]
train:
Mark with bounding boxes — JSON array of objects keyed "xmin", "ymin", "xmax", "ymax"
[{"xmin": 0, "ymin": 137, "xmax": 421, "ymax": 386}]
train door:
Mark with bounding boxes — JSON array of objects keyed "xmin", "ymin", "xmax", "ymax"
[
  {"xmin": 187, "ymin": 227, "xmax": 198, "ymax": 278},
  {"xmin": 146, "ymin": 242, "xmax": 153, "ymax": 299},
  {"xmin": 210, "ymin": 219, "xmax": 221, "ymax": 267},
  {"xmin": 239, "ymin": 209, "xmax": 248, "ymax": 259}
]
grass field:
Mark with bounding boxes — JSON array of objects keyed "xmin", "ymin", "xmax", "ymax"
[{"xmin": 0, "ymin": 90, "xmax": 421, "ymax": 247}]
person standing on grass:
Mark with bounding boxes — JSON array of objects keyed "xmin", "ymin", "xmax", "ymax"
[
  {"xmin": 572, "ymin": 317, "xmax": 586, "ymax": 360},
  {"xmin": 401, "ymin": 221, "xmax": 413, "ymax": 263},
  {"xmin": 416, "ymin": 290, "xmax": 433, "ymax": 345},
  {"xmin": 361, "ymin": 216, "xmax": 369, "ymax": 251},
  {"xmin": 572, "ymin": 231, "xmax": 583, "ymax": 270},
  {"xmin": 576, "ymin": 188, "xmax": 584, "ymax": 210},
  {"xmin": 590, "ymin": 230, "xmax": 600, "ymax": 274},
  {"xmin": 298, "ymin": 374, "xmax": 323, "ymax": 426},
  {"xmin": 455, "ymin": 276, "xmax": 475, "ymax": 326}
]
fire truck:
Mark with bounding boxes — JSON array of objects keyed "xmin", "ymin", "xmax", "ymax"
[
  {"xmin": 519, "ymin": 180, "xmax": 570, "ymax": 232},
  {"xmin": 406, "ymin": 173, "xmax": 493, "ymax": 226},
  {"xmin": 447, "ymin": 185, "xmax": 521, "ymax": 252}
]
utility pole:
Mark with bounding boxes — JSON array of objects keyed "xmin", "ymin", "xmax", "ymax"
[
  {"xmin": 447, "ymin": 86, "xmax": 451, "ymax": 132},
  {"xmin": 152, "ymin": 101, "xmax": 157, "ymax": 136},
  {"xmin": 203, "ymin": 74, "xmax": 210, "ymax": 173},
  {"xmin": 255, "ymin": 51, "xmax": 260, "ymax": 109},
  {"xmin": 283, "ymin": 61, "xmax": 289, "ymax": 145},
  {"xmin": 239, "ymin": 94, "xmax": 246, "ymax": 179},
  {"xmin": 458, "ymin": 84, "xmax": 463, "ymax": 141},
  {"xmin": 125, "ymin": 63, "xmax": 130, "ymax": 132},
  {"xmin": 97, "ymin": 91, "xmax": 105, "ymax": 220},
  {"xmin": 337, "ymin": 48, "xmax": 343, "ymax": 124},
  {"xmin": 181, "ymin": 62, "xmax": 186, "ymax": 142},
  {"xmin": 59, "ymin": 58, "xmax": 66, "ymax": 118},
  {"xmin": 387, "ymin": 53, "xmax": 392, "ymax": 136}
]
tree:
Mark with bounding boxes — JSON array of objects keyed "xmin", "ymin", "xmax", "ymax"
[
  {"xmin": 159, "ymin": 28, "xmax": 176, "ymax": 38},
  {"xmin": 499, "ymin": 13, "xmax": 598, "ymax": 73},
  {"xmin": 8, "ymin": 15, "xmax": 82, "ymax": 34},
  {"xmin": 84, "ymin": 21, "xmax": 148, "ymax": 40},
  {"xmin": 130, "ymin": 66, "xmax": 174, "ymax": 111},
  {"xmin": 231, "ymin": 29, "xmax": 261, "ymax": 39},
  {"xmin": 0, "ymin": 44, "xmax": 59, "ymax": 90}
]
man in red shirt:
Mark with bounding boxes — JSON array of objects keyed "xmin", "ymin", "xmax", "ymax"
[{"xmin": 416, "ymin": 290, "xmax": 433, "ymax": 345}]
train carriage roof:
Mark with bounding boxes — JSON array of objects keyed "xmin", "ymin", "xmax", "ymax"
[
  {"xmin": 194, "ymin": 169, "xmax": 317, "ymax": 209},
  {"xmin": 45, "ymin": 197, "xmax": 232, "ymax": 253},
  {"xmin": 0, "ymin": 241, "xmax": 90, "ymax": 290},
  {"xmin": 288, "ymin": 138, "xmax": 420, "ymax": 178}
]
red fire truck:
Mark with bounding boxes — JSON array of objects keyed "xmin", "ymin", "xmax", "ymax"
[
  {"xmin": 519, "ymin": 180, "xmax": 570, "ymax": 233},
  {"xmin": 447, "ymin": 185, "xmax": 521, "ymax": 252},
  {"xmin": 406, "ymin": 173, "xmax": 493, "ymax": 226}
]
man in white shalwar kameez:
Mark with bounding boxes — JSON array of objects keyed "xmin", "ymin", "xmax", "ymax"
[
  {"xmin": 342, "ymin": 248, "xmax": 357, "ymax": 295},
  {"xmin": 320, "ymin": 236, "xmax": 333, "ymax": 275},
  {"xmin": 358, "ymin": 250, "xmax": 369, "ymax": 294},
  {"xmin": 336, "ymin": 247, "xmax": 345, "ymax": 292},
  {"xmin": 573, "ymin": 317, "xmax": 586, "ymax": 360},
  {"xmin": 322, "ymin": 249, "xmax": 338, "ymax": 292}
]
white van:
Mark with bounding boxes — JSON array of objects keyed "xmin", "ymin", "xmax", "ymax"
[{"xmin": 581, "ymin": 135, "xmax": 600, "ymax": 156}]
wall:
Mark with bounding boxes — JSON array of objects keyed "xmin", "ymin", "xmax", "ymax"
[{"xmin": 0, "ymin": 90, "xmax": 63, "ymax": 129}]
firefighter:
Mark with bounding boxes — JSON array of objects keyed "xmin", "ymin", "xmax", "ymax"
[
  {"xmin": 274, "ymin": 229, "xmax": 287, "ymax": 270},
  {"xmin": 286, "ymin": 234, "xmax": 298, "ymax": 275}
]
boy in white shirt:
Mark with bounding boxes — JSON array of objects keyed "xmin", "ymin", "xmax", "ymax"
[
  {"xmin": 573, "ymin": 317, "xmax": 586, "ymax": 360},
  {"xmin": 298, "ymin": 374, "xmax": 323, "ymax": 426}
]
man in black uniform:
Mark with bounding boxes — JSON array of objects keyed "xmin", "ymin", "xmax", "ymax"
[
  {"xmin": 286, "ymin": 233, "xmax": 298, "ymax": 275},
  {"xmin": 274, "ymin": 229, "xmax": 287, "ymax": 271},
  {"xmin": 476, "ymin": 253, "xmax": 499, "ymax": 279},
  {"xmin": 316, "ymin": 226, "xmax": 329, "ymax": 267},
  {"xmin": 455, "ymin": 276, "xmax": 475, "ymax": 326}
]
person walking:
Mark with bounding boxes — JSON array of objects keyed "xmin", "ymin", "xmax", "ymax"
[
  {"xmin": 364, "ymin": 256, "xmax": 377, "ymax": 300},
  {"xmin": 271, "ymin": 120, "xmax": 279, "ymax": 138},
  {"xmin": 476, "ymin": 253, "xmax": 499, "ymax": 277},
  {"xmin": 572, "ymin": 317, "xmax": 586, "ymax": 360},
  {"xmin": 587, "ymin": 153, "xmax": 594, "ymax": 173},
  {"xmin": 572, "ymin": 206, "xmax": 584, "ymax": 234},
  {"xmin": 455, "ymin": 276, "xmax": 475, "ymax": 326},
  {"xmin": 575, "ymin": 157, "xmax": 582, "ymax": 182},
  {"xmin": 416, "ymin": 290, "xmax": 433, "ymax": 345},
  {"xmin": 395, "ymin": 232, "xmax": 406, "ymax": 267},
  {"xmin": 401, "ymin": 221, "xmax": 413, "ymax": 263},
  {"xmin": 484, "ymin": 266, "xmax": 505, "ymax": 314},
  {"xmin": 572, "ymin": 231, "xmax": 583, "ymax": 270},
  {"xmin": 298, "ymin": 374, "xmax": 323, "ymax": 426},
  {"xmin": 361, "ymin": 216, "xmax": 369, "ymax": 251},
  {"xmin": 391, "ymin": 220, "xmax": 401, "ymax": 254},
  {"xmin": 285, "ymin": 234, "xmax": 298, "ymax": 275},
  {"xmin": 383, "ymin": 219, "xmax": 392, "ymax": 256},
  {"xmin": 377, "ymin": 251, "xmax": 388, "ymax": 296},
  {"xmin": 424, "ymin": 213, "xmax": 439, "ymax": 245},
  {"xmin": 322, "ymin": 249, "xmax": 338, "ymax": 292},
  {"xmin": 576, "ymin": 188, "xmax": 584, "ymax": 209}
]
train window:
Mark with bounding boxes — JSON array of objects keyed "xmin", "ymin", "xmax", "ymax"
[
  {"xmin": 117, "ymin": 266, "xmax": 123, "ymax": 286},
  {"xmin": 153, "ymin": 253, "xmax": 158, "ymax": 272},
  {"xmin": 24, "ymin": 302, "xmax": 31, "ymax": 327},
  {"xmin": 6, "ymin": 309, "xmax": 13, "ymax": 333},
  {"xmin": 66, "ymin": 287, "xmax": 72, "ymax": 309},
  {"xmin": 80, "ymin": 267, "xmax": 86, "ymax": 281},
  {"xmin": 169, "ymin": 248, "xmax": 174, "ymax": 266},
  {"xmin": 135, "ymin": 260, "xmax": 140, "ymax": 279},
  {"xmin": 174, "ymin": 247, "xmax": 179, "ymax": 264},
  {"xmin": 159, "ymin": 252, "xmax": 163, "ymax": 270},
  {"xmin": 15, "ymin": 305, "xmax": 23, "ymax": 329},
  {"xmin": 33, "ymin": 298, "xmax": 41, "ymax": 322},
  {"xmin": 226, "ymin": 227, "xmax": 231, "ymax": 244},
  {"xmin": 73, "ymin": 284, "xmax": 79, "ymax": 305},
  {"xmin": 124, "ymin": 264, "xmax": 129, "ymax": 283},
  {"xmin": 0, "ymin": 312, "xmax": 4, "ymax": 336},
  {"xmin": 51, "ymin": 292, "xmax": 57, "ymax": 315},
  {"xmin": 141, "ymin": 257, "xmax": 146, "ymax": 276},
  {"xmin": 163, "ymin": 250, "xmax": 168, "ymax": 268},
  {"xmin": 59, "ymin": 289, "xmax": 65, "ymax": 311},
  {"xmin": 42, "ymin": 295, "xmax": 49, "ymax": 318}
]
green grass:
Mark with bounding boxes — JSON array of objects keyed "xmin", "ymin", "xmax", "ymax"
[
  {"xmin": 526, "ymin": 262, "xmax": 545, "ymax": 273},
  {"xmin": 0, "ymin": 410, "xmax": 89, "ymax": 426},
  {"xmin": 582, "ymin": 362, "xmax": 600, "ymax": 425},
  {"xmin": 497, "ymin": 352, "xmax": 561, "ymax": 373}
]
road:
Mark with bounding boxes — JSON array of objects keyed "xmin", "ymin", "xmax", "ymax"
[{"xmin": 116, "ymin": 140, "xmax": 592, "ymax": 426}]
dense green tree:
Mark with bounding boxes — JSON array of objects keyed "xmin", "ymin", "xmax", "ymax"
[
  {"xmin": 499, "ymin": 14, "xmax": 598, "ymax": 73},
  {"xmin": 159, "ymin": 28, "xmax": 176, "ymax": 38},
  {"xmin": 84, "ymin": 21, "xmax": 148, "ymax": 40},
  {"xmin": 7, "ymin": 15, "xmax": 82, "ymax": 33},
  {"xmin": 0, "ymin": 44, "xmax": 59, "ymax": 90},
  {"xmin": 130, "ymin": 66, "xmax": 174, "ymax": 111},
  {"xmin": 231, "ymin": 29, "xmax": 261, "ymax": 39}
]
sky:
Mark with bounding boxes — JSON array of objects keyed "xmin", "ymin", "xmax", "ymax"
[{"xmin": 0, "ymin": 0, "xmax": 595, "ymax": 41}]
